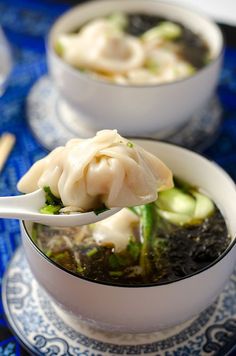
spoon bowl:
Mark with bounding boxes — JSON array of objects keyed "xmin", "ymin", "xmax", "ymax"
[{"xmin": 0, "ymin": 189, "xmax": 121, "ymax": 226}]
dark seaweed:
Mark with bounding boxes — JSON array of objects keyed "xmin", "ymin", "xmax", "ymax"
[
  {"xmin": 33, "ymin": 207, "xmax": 230, "ymax": 286},
  {"xmin": 126, "ymin": 13, "xmax": 209, "ymax": 69},
  {"xmin": 156, "ymin": 209, "xmax": 230, "ymax": 283}
]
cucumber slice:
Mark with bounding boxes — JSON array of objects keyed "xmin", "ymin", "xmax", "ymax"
[
  {"xmin": 157, "ymin": 188, "xmax": 196, "ymax": 215},
  {"xmin": 192, "ymin": 192, "xmax": 215, "ymax": 219},
  {"xmin": 157, "ymin": 209, "xmax": 191, "ymax": 225},
  {"xmin": 142, "ymin": 22, "xmax": 182, "ymax": 42}
]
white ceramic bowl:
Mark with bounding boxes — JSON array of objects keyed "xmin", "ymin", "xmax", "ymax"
[
  {"xmin": 47, "ymin": 0, "xmax": 224, "ymax": 136},
  {"xmin": 21, "ymin": 140, "xmax": 236, "ymax": 333}
]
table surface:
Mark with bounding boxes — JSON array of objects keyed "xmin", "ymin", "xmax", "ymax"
[{"xmin": 0, "ymin": 0, "xmax": 236, "ymax": 355}]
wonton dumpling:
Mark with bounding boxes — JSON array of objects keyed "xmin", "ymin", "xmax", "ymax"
[
  {"xmin": 58, "ymin": 19, "xmax": 145, "ymax": 74},
  {"xmin": 93, "ymin": 208, "xmax": 139, "ymax": 252},
  {"xmin": 17, "ymin": 130, "xmax": 173, "ymax": 211}
]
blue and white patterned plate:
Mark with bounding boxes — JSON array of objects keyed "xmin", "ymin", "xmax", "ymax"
[
  {"xmin": 2, "ymin": 247, "xmax": 236, "ymax": 355},
  {"xmin": 26, "ymin": 76, "xmax": 222, "ymax": 152}
]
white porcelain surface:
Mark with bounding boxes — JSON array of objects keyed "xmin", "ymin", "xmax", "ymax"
[
  {"xmin": 21, "ymin": 141, "xmax": 236, "ymax": 333},
  {"xmin": 26, "ymin": 75, "xmax": 222, "ymax": 152},
  {"xmin": 47, "ymin": 0, "xmax": 223, "ymax": 136},
  {"xmin": 0, "ymin": 188, "xmax": 120, "ymax": 226}
]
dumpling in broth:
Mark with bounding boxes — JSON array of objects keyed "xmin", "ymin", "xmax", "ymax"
[
  {"xmin": 58, "ymin": 19, "xmax": 145, "ymax": 74},
  {"xmin": 17, "ymin": 130, "xmax": 173, "ymax": 211}
]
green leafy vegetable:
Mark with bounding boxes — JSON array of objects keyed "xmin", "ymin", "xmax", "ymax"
[
  {"xmin": 108, "ymin": 253, "xmax": 129, "ymax": 270},
  {"xmin": 43, "ymin": 186, "xmax": 62, "ymax": 206},
  {"xmin": 40, "ymin": 205, "xmax": 62, "ymax": 215},
  {"xmin": 40, "ymin": 186, "xmax": 63, "ymax": 215},
  {"xmin": 108, "ymin": 254, "xmax": 121, "ymax": 269}
]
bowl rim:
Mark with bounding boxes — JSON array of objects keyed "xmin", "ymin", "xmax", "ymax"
[
  {"xmin": 22, "ymin": 139, "xmax": 236, "ymax": 289},
  {"xmin": 47, "ymin": 0, "xmax": 225, "ymax": 89}
]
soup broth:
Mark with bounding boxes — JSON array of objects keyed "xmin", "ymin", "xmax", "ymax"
[{"xmin": 32, "ymin": 178, "xmax": 230, "ymax": 286}]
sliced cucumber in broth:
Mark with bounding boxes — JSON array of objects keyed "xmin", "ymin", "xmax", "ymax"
[
  {"xmin": 157, "ymin": 188, "xmax": 196, "ymax": 215},
  {"xmin": 192, "ymin": 191, "xmax": 215, "ymax": 220}
]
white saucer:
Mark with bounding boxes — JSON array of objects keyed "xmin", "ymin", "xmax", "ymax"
[
  {"xmin": 26, "ymin": 75, "xmax": 222, "ymax": 151},
  {"xmin": 3, "ymin": 247, "xmax": 236, "ymax": 355}
]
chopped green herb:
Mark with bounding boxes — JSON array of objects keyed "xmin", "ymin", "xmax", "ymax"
[
  {"xmin": 86, "ymin": 247, "xmax": 98, "ymax": 257},
  {"xmin": 108, "ymin": 253, "xmax": 130, "ymax": 269},
  {"xmin": 40, "ymin": 205, "xmax": 62, "ymax": 215},
  {"xmin": 40, "ymin": 187, "xmax": 64, "ymax": 215},
  {"xmin": 127, "ymin": 239, "xmax": 141, "ymax": 261},
  {"xmin": 76, "ymin": 265, "xmax": 84, "ymax": 274},
  {"xmin": 109, "ymin": 271, "xmax": 123, "ymax": 277},
  {"xmin": 53, "ymin": 252, "xmax": 69, "ymax": 261},
  {"xmin": 127, "ymin": 141, "xmax": 134, "ymax": 148},
  {"xmin": 43, "ymin": 186, "xmax": 62, "ymax": 206},
  {"xmin": 108, "ymin": 254, "xmax": 120, "ymax": 269}
]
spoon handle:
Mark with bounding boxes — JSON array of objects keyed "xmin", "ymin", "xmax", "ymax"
[
  {"xmin": 0, "ymin": 190, "xmax": 121, "ymax": 226},
  {"xmin": 0, "ymin": 190, "xmax": 45, "ymax": 219}
]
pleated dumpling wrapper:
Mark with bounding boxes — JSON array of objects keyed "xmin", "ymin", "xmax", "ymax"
[{"xmin": 17, "ymin": 130, "xmax": 173, "ymax": 211}]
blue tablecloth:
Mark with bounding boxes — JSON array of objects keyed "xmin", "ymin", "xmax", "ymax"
[{"xmin": 0, "ymin": 0, "xmax": 236, "ymax": 354}]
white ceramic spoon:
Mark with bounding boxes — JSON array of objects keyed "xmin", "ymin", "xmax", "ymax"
[{"xmin": 0, "ymin": 189, "xmax": 120, "ymax": 226}]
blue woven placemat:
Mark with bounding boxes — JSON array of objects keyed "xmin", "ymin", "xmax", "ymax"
[
  {"xmin": 0, "ymin": 1, "xmax": 69, "ymax": 354},
  {"xmin": 0, "ymin": 1, "xmax": 236, "ymax": 354}
]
